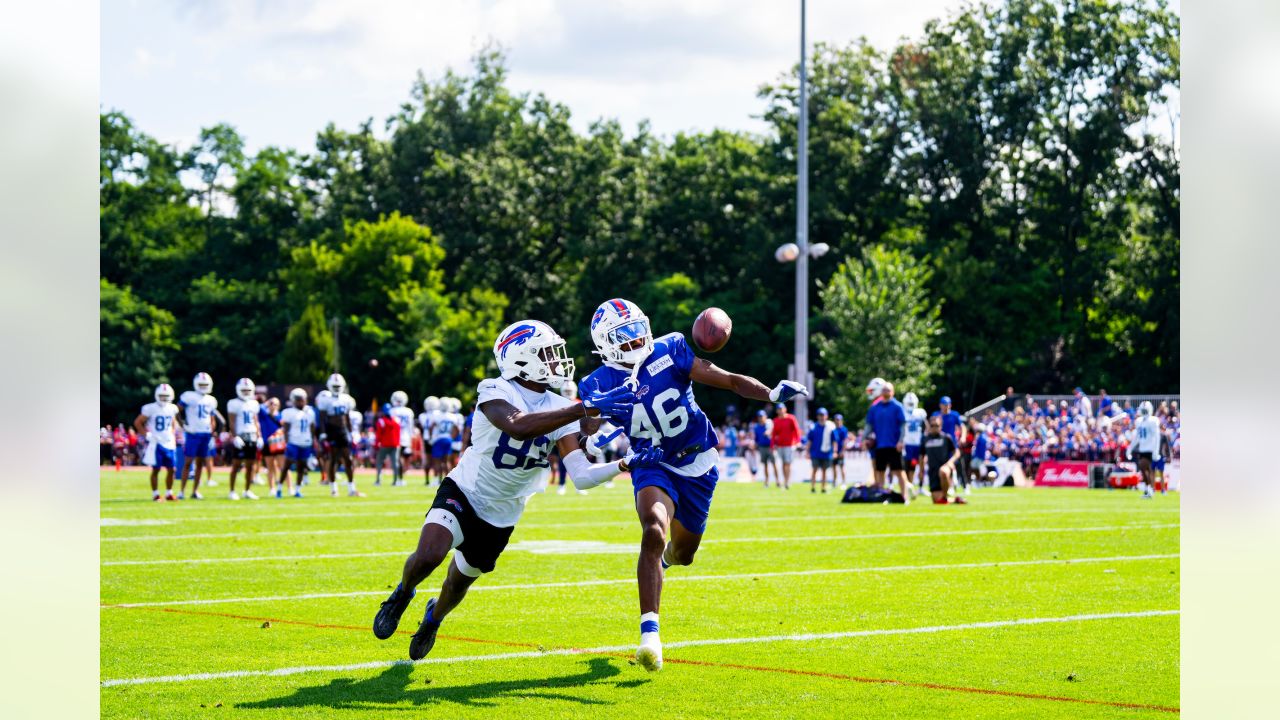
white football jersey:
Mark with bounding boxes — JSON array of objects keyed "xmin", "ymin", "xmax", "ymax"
[
  {"xmin": 316, "ymin": 391, "xmax": 356, "ymax": 417},
  {"xmin": 390, "ymin": 406, "xmax": 416, "ymax": 447},
  {"xmin": 226, "ymin": 397, "xmax": 261, "ymax": 438},
  {"xmin": 904, "ymin": 408, "xmax": 927, "ymax": 446},
  {"xmin": 431, "ymin": 410, "xmax": 458, "ymax": 442},
  {"xmin": 281, "ymin": 406, "xmax": 317, "ymax": 446},
  {"xmin": 140, "ymin": 401, "xmax": 179, "ymax": 449},
  {"xmin": 178, "ymin": 391, "xmax": 218, "ymax": 433},
  {"xmin": 451, "ymin": 377, "xmax": 580, "ymax": 527},
  {"xmin": 1132, "ymin": 416, "xmax": 1161, "ymax": 453}
]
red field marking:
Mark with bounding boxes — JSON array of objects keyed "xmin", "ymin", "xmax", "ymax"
[
  {"xmin": 115, "ymin": 604, "xmax": 1178, "ymax": 713},
  {"xmin": 662, "ymin": 657, "xmax": 1180, "ymax": 714}
]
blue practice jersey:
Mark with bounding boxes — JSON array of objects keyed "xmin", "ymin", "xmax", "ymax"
[{"xmin": 579, "ymin": 332, "xmax": 718, "ymax": 477}]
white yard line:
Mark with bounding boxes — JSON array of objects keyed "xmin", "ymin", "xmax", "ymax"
[
  {"xmin": 702, "ymin": 523, "xmax": 1180, "ymax": 545},
  {"xmin": 101, "ymin": 553, "xmax": 1179, "ymax": 606},
  {"xmin": 100, "ymin": 609, "xmax": 1179, "ymax": 687},
  {"xmin": 101, "ymin": 520, "xmax": 1180, "ymax": 545}
]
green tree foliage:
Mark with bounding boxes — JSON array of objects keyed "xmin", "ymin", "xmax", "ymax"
[
  {"xmin": 278, "ymin": 304, "xmax": 334, "ymax": 382},
  {"xmin": 100, "ymin": 279, "xmax": 180, "ymax": 420},
  {"xmin": 98, "ymin": 0, "xmax": 1179, "ymax": 422},
  {"xmin": 816, "ymin": 248, "xmax": 947, "ymax": 418}
]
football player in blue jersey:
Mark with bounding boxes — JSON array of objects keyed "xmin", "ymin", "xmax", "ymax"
[{"xmin": 578, "ymin": 298, "xmax": 808, "ymax": 672}]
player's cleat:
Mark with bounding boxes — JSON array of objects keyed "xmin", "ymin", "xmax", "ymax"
[
  {"xmin": 244, "ymin": 490, "xmax": 259, "ymax": 500},
  {"xmin": 950, "ymin": 497, "xmax": 968, "ymax": 505},
  {"xmin": 348, "ymin": 489, "xmax": 366, "ymax": 498},
  {"xmin": 636, "ymin": 636, "xmax": 663, "ymax": 672},
  {"xmin": 153, "ymin": 494, "xmax": 164, "ymax": 502},
  {"xmin": 577, "ymin": 488, "xmax": 588, "ymax": 495},
  {"xmin": 191, "ymin": 491, "xmax": 203, "ymax": 500},
  {"xmin": 228, "ymin": 492, "xmax": 240, "ymax": 501},
  {"xmin": 175, "ymin": 492, "xmax": 184, "ymax": 500},
  {"xmin": 374, "ymin": 479, "xmax": 381, "ymax": 486},
  {"xmin": 167, "ymin": 492, "xmax": 179, "ymax": 501},
  {"xmin": 408, "ymin": 598, "xmax": 441, "ymax": 660},
  {"xmin": 274, "ymin": 488, "xmax": 282, "ymax": 499},
  {"xmin": 557, "ymin": 486, "xmax": 567, "ymax": 495},
  {"xmin": 293, "ymin": 491, "xmax": 303, "ymax": 498},
  {"xmin": 372, "ymin": 583, "xmax": 416, "ymax": 640},
  {"xmin": 330, "ymin": 486, "xmax": 339, "ymax": 497}
]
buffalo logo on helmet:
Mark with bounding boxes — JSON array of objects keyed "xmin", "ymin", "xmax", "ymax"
[{"xmin": 497, "ymin": 324, "xmax": 537, "ymax": 360}]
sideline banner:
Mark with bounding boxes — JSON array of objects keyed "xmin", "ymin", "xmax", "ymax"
[{"xmin": 1034, "ymin": 460, "xmax": 1091, "ymax": 488}]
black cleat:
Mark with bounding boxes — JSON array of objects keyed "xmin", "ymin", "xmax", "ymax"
[
  {"xmin": 373, "ymin": 583, "xmax": 415, "ymax": 640},
  {"xmin": 408, "ymin": 598, "xmax": 440, "ymax": 660}
]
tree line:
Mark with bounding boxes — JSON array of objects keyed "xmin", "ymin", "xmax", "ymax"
[{"xmin": 100, "ymin": 0, "xmax": 1179, "ymax": 423}]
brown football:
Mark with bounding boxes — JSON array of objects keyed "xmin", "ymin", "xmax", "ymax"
[{"xmin": 692, "ymin": 307, "xmax": 733, "ymax": 353}]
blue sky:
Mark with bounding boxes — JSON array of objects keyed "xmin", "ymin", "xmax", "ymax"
[{"xmin": 102, "ymin": 0, "xmax": 1178, "ymax": 154}]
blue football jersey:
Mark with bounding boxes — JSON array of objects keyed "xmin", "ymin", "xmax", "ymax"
[{"xmin": 579, "ymin": 332, "xmax": 718, "ymax": 475}]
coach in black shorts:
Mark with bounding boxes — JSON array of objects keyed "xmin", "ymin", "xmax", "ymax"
[
  {"xmin": 921, "ymin": 416, "xmax": 965, "ymax": 505},
  {"xmin": 865, "ymin": 382, "xmax": 911, "ymax": 501}
]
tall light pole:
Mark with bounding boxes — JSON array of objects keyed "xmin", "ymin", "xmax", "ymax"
[{"xmin": 794, "ymin": 0, "xmax": 810, "ymax": 427}]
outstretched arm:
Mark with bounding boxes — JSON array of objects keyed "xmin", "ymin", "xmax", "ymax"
[
  {"xmin": 689, "ymin": 359, "xmax": 771, "ymax": 401},
  {"xmin": 481, "ymin": 399, "xmax": 595, "ymax": 442}
]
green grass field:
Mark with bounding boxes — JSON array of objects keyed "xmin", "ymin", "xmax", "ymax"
[{"xmin": 100, "ymin": 467, "xmax": 1179, "ymax": 718}]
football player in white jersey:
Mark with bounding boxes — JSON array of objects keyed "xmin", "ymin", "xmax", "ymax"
[
  {"xmin": 389, "ymin": 391, "xmax": 416, "ymax": 486},
  {"xmin": 279, "ymin": 388, "xmax": 318, "ymax": 498},
  {"xmin": 901, "ymin": 392, "xmax": 928, "ymax": 493},
  {"xmin": 418, "ymin": 396, "xmax": 442, "ymax": 485},
  {"xmin": 1127, "ymin": 401, "xmax": 1163, "ymax": 498},
  {"xmin": 426, "ymin": 397, "xmax": 459, "ymax": 486},
  {"xmin": 372, "ymin": 320, "xmax": 659, "ymax": 661},
  {"xmin": 316, "ymin": 373, "xmax": 364, "ymax": 497},
  {"xmin": 134, "ymin": 383, "xmax": 180, "ymax": 501},
  {"xmin": 226, "ymin": 378, "xmax": 264, "ymax": 500},
  {"xmin": 177, "ymin": 372, "xmax": 219, "ymax": 499},
  {"xmin": 445, "ymin": 397, "xmax": 465, "ymax": 469}
]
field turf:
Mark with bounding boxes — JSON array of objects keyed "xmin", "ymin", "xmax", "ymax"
[{"xmin": 100, "ymin": 467, "xmax": 1179, "ymax": 718}]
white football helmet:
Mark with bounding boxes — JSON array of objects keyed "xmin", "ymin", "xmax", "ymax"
[
  {"xmin": 1138, "ymin": 401, "xmax": 1154, "ymax": 417},
  {"xmin": 390, "ymin": 390, "xmax": 409, "ymax": 408},
  {"xmin": 446, "ymin": 397, "xmax": 461, "ymax": 413},
  {"xmin": 865, "ymin": 377, "xmax": 885, "ymax": 399},
  {"xmin": 590, "ymin": 298, "xmax": 652, "ymax": 370},
  {"xmin": 326, "ymin": 373, "xmax": 346, "ymax": 395},
  {"xmin": 903, "ymin": 392, "xmax": 919, "ymax": 412},
  {"xmin": 423, "ymin": 396, "xmax": 441, "ymax": 412},
  {"xmin": 193, "ymin": 372, "xmax": 213, "ymax": 394},
  {"xmin": 236, "ymin": 377, "xmax": 255, "ymax": 400},
  {"xmin": 289, "ymin": 387, "xmax": 308, "ymax": 403},
  {"xmin": 155, "ymin": 383, "xmax": 175, "ymax": 404},
  {"xmin": 494, "ymin": 320, "xmax": 575, "ymax": 388}
]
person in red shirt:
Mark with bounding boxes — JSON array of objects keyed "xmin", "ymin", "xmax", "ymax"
[
  {"xmin": 373, "ymin": 404, "xmax": 402, "ymax": 486},
  {"xmin": 769, "ymin": 402, "xmax": 801, "ymax": 490}
]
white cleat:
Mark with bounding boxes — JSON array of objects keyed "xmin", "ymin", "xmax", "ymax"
[
  {"xmin": 191, "ymin": 491, "xmax": 203, "ymax": 500},
  {"xmin": 227, "ymin": 492, "xmax": 240, "ymax": 501},
  {"xmin": 244, "ymin": 490, "xmax": 259, "ymax": 500},
  {"xmin": 636, "ymin": 637, "xmax": 663, "ymax": 672},
  {"xmin": 557, "ymin": 486, "xmax": 567, "ymax": 495},
  {"xmin": 330, "ymin": 486, "xmax": 339, "ymax": 497}
]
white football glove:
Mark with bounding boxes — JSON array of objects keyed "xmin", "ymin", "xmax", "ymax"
[
  {"xmin": 232, "ymin": 436, "xmax": 245, "ymax": 449},
  {"xmin": 256, "ymin": 437, "xmax": 264, "ymax": 450},
  {"xmin": 769, "ymin": 380, "xmax": 809, "ymax": 403}
]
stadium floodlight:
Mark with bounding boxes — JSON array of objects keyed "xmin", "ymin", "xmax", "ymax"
[{"xmin": 775, "ymin": 243, "xmax": 800, "ymax": 263}]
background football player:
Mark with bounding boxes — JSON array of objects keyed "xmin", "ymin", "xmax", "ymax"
[
  {"xmin": 279, "ymin": 388, "xmax": 317, "ymax": 498},
  {"xmin": 579, "ymin": 298, "xmax": 807, "ymax": 672},
  {"xmin": 389, "ymin": 390, "xmax": 417, "ymax": 486},
  {"xmin": 177, "ymin": 372, "xmax": 219, "ymax": 500},
  {"xmin": 226, "ymin": 377, "xmax": 264, "ymax": 500},
  {"xmin": 134, "ymin": 383, "xmax": 180, "ymax": 501},
  {"xmin": 316, "ymin": 373, "xmax": 363, "ymax": 497},
  {"xmin": 371, "ymin": 320, "xmax": 655, "ymax": 661}
]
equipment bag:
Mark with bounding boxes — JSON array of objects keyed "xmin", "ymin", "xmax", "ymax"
[{"xmin": 841, "ymin": 486, "xmax": 905, "ymax": 504}]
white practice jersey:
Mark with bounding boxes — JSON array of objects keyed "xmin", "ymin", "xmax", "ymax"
[
  {"xmin": 1132, "ymin": 416, "xmax": 1162, "ymax": 453},
  {"xmin": 316, "ymin": 391, "xmax": 356, "ymax": 418},
  {"xmin": 452, "ymin": 377, "xmax": 580, "ymax": 527},
  {"xmin": 281, "ymin": 406, "xmax": 317, "ymax": 446},
  {"xmin": 140, "ymin": 401, "xmax": 179, "ymax": 449},
  {"xmin": 390, "ymin": 406, "xmax": 417, "ymax": 447},
  {"xmin": 178, "ymin": 390, "xmax": 218, "ymax": 433},
  {"xmin": 904, "ymin": 408, "xmax": 927, "ymax": 446},
  {"xmin": 431, "ymin": 410, "xmax": 459, "ymax": 442},
  {"xmin": 227, "ymin": 397, "xmax": 261, "ymax": 438}
]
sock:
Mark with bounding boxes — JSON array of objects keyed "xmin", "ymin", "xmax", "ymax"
[
  {"xmin": 152, "ymin": 490, "xmax": 160, "ymax": 498},
  {"xmin": 640, "ymin": 612, "xmax": 659, "ymax": 640}
]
